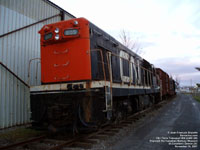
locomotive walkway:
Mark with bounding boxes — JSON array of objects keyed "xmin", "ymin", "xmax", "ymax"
[{"xmin": 110, "ymin": 93, "xmax": 200, "ymax": 150}]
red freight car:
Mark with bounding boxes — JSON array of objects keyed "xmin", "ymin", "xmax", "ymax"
[
  {"xmin": 156, "ymin": 68, "xmax": 170, "ymax": 99},
  {"xmin": 169, "ymin": 77, "xmax": 176, "ymax": 96}
]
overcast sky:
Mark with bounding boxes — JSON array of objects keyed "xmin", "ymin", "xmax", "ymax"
[{"xmin": 51, "ymin": 0, "xmax": 200, "ymax": 86}]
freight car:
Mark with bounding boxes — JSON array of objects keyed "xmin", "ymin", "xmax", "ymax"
[
  {"xmin": 169, "ymin": 77, "xmax": 176, "ymax": 96},
  {"xmin": 156, "ymin": 68, "xmax": 176, "ymax": 99},
  {"xmin": 30, "ymin": 18, "xmax": 173, "ymax": 131},
  {"xmin": 156, "ymin": 68, "xmax": 169, "ymax": 99}
]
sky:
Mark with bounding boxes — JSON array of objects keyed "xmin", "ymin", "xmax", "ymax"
[{"xmin": 51, "ymin": 0, "xmax": 200, "ymax": 86}]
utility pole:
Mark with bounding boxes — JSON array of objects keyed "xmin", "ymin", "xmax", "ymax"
[{"xmin": 195, "ymin": 67, "xmax": 200, "ymax": 95}]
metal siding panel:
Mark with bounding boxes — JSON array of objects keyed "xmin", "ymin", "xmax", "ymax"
[
  {"xmin": 20, "ymin": 84, "xmax": 24, "ymax": 124},
  {"xmin": 16, "ymin": 80, "xmax": 20, "ymax": 125},
  {"xmin": 64, "ymin": 13, "xmax": 72, "ymax": 20},
  {"xmin": 2, "ymin": 30, "xmax": 6, "ymax": 64},
  {"xmin": 12, "ymin": 0, "xmax": 17, "ymax": 35},
  {"xmin": 20, "ymin": 84, "xmax": 23, "ymax": 125},
  {"xmin": 17, "ymin": 83, "xmax": 21, "ymax": 125},
  {"xmin": 0, "ymin": 38, "xmax": 2, "ymax": 62},
  {"xmin": 6, "ymin": 35, "xmax": 10, "ymax": 68},
  {"xmin": 0, "ymin": 5, "xmax": 4, "ymax": 35},
  {"xmin": 10, "ymin": 33, "xmax": 14, "ymax": 71},
  {"xmin": 5, "ymin": 72, "xmax": 9, "ymax": 127},
  {"xmin": 4, "ymin": 1, "xmax": 8, "ymax": 33},
  {"xmin": 9, "ymin": 74, "xmax": 14, "ymax": 126},
  {"xmin": 0, "ymin": 74, "xmax": 3, "ymax": 128},
  {"xmin": 8, "ymin": 0, "xmax": 12, "ymax": 32},
  {"xmin": 24, "ymin": 29, "xmax": 28, "ymax": 83},
  {"xmin": 0, "ymin": 0, "xmax": 73, "ymax": 129},
  {"xmin": 3, "ymin": 70, "xmax": 6, "ymax": 128},
  {"xmin": 6, "ymin": 73, "xmax": 10, "ymax": 127},
  {"xmin": 0, "ymin": 67, "xmax": 3, "ymax": 128},
  {"xmin": 16, "ymin": 0, "xmax": 21, "ymax": 30},
  {"xmin": 38, "ymin": 0, "xmax": 43, "ymax": 20},
  {"xmin": 5, "ymin": 71, "xmax": 8, "ymax": 127},
  {"xmin": 13, "ymin": 78, "xmax": 17, "ymax": 125},
  {"xmin": 13, "ymin": 33, "xmax": 17, "ymax": 74},
  {"xmin": 0, "ymin": 0, "xmax": 60, "ymax": 35}
]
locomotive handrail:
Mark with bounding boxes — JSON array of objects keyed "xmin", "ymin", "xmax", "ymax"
[
  {"xmin": 28, "ymin": 58, "xmax": 41, "ymax": 85},
  {"xmin": 91, "ymin": 49, "xmax": 154, "ymax": 87},
  {"xmin": 91, "ymin": 49, "xmax": 107, "ymax": 87},
  {"xmin": 110, "ymin": 52, "xmax": 154, "ymax": 87},
  {"xmin": 0, "ymin": 61, "xmax": 30, "ymax": 88},
  {"xmin": 111, "ymin": 52, "xmax": 153, "ymax": 74},
  {"xmin": 106, "ymin": 51, "xmax": 113, "ymax": 98}
]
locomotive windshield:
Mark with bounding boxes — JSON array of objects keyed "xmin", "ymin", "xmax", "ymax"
[
  {"xmin": 44, "ymin": 32, "xmax": 53, "ymax": 40},
  {"xmin": 64, "ymin": 29, "xmax": 78, "ymax": 36}
]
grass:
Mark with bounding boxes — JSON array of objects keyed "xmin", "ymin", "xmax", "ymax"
[{"xmin": 193, "ymin": 96, "xmax": 200, "ymax": 102}]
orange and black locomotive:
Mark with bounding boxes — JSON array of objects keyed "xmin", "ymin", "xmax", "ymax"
[{"xmin": 30, "ymin": 18, "xmax": 175, "ymax": 130}]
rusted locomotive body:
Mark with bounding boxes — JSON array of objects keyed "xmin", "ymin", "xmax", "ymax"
[{"xmin": 30, "ymin": 18, "xmax": 172, "ymax": 129}]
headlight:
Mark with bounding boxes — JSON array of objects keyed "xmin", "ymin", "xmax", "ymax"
[
  {"xmin": 55, "ymin": 28, "xmax": 59, "ymax": 33},
  {"xmin": 74, "ymin": 20, "xmax": 78, "ymax": 25},
  {"xmin": 55, "ymin": 34, "xmax": 59, "ymax": 40},
  {"xmin": 64, "ymin": 29, "xmax": 78, "ymax": 36},
  {"xmin": 44, "ymin": 32, "xmax": 53, "ymax": 40}
]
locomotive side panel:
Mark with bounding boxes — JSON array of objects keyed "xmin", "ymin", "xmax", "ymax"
[{"xmin": 111, "ymin": 55, "xmax": 121, "ymax": 83}]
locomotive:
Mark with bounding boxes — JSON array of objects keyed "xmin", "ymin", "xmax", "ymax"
[{"xmin": 30, "ymin": 18, "xmax": 175, "ymax": 130}]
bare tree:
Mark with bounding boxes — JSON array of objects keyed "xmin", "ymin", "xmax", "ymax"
[
  {"xmin": 175, "ymin": 75, "xmax": 181, "ymax": 89},
  {"xmin": 119, "ymin": 29, "xmax": 143, "ymax": 55},
  {"xmin": 195, "ymin": 67, "xmax": 200, "ymax": 71}
]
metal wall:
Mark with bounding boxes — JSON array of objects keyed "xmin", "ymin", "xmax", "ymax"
[
  {"xmin": 0, "ymin": 64, "xmax": 30, "ymax": 128},
  {"xmin": 0, "ymin": 0, "xmax": 75, "ymax": 129}
]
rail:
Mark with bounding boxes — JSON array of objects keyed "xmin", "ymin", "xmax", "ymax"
[
  {"xmin": 0, "ymin": 61, "xmax": 29, "ymax": 88},
  {"xmin": 0, "ymin": 136, "xmax": 45, "ymax": 150}
]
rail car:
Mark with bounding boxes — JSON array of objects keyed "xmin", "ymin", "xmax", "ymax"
[
  {"xmin": 156, "ymin": 68, "xmax": 176, "ymax": 99},
  {"xmin": 156, "ymin": 68, "xmax": 169, "ymax": 99},
  {"xmin": 169, "ymin": 77, "xmax": 176, "ymax": 96},
  {"xmin": 30, "ymin": 18, "xmax": 174, "ymax": 130}
]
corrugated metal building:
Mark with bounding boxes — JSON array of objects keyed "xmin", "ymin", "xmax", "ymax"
[{"xmin": 0, "ymin": 0, "xmax": 75, "ymax": 129}]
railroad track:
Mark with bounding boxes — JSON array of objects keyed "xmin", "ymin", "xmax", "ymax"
[
  {"xmin": 0, "ymin": 100, "xmax": 167, "ymax": 150},
  {"xmin": 0, "ymin": 136, "xmax": 46, "ymax": 150}
]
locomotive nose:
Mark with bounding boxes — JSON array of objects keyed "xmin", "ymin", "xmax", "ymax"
[{"xmin": 40, "ymin": 18, "xmax": 91, "ymax": 83}]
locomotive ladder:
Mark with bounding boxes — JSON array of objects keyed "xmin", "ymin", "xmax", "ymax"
[{"xmin": 91, "ymin": 49, "xmax": 113, "ymax": 120}]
